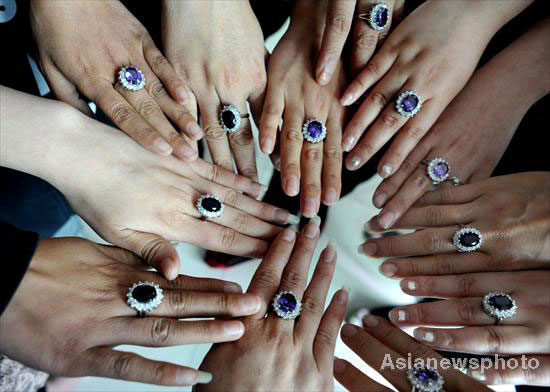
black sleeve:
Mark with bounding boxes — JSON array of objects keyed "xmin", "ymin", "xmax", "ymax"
[{"xmin": 0, "ymin": 221, "xmax": 39, "ymax": 316}]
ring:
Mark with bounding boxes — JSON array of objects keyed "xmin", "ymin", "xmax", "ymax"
[
  {"xmin": 452, "ymin": 226, "xmax": 483, "ymax": 252},
  {"xmin": 407, "ymin": 365, "xmax": 444, "ymax": 392},
  {"xmin": 482, "ymin": 291, "xmax": 517, "ymax": 325},
  {"xmin": 358, "ymin": 3, "xmax": 389, "ymax": 31},
  {"xmin": 196, "ymin": 194, "xmax": 224, "ymax": 219},
  {"xmin": 219, "ymin": 104, "xmax": 250, "ymax": 133},
  {"xmin": 118, "ymin": 66, "xmax": 145, "ymax": 91},
  {"xmin": 396, "ymin": 90, "xmax": 422, "ymax": 117},
  {"xmin": 302, "ymin": 119, "xmax": 327, "ymax": 143},
  {"xmin": 272, "ymin": 291, "xmax": 302, "ymax": 320},
  {"xmin": 127, "ymin": 281, "xmax": 163, "ymax": 317}
]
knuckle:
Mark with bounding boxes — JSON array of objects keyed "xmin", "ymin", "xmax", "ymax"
[
  {"xmin": 230, "ymin": 128, "xmax": 254, "ymax": 147},
  {"xmin": 302, "ymin": 296, "xmax": 324, "ymax": 315},
  {"xmin": 254, "ymin": 269, "xmax": 281, "ymax": 289},
  {"xmin": 138, "ymin": 99, "xmax": 159, "ymax": 118},
  {"xmin": 304, "ymin": 148, "xmax": 322, "ymax": 162},
  {"xmin": 281, "ymin": 270, "xmax": 302, "ymax": 290},
  {"xmin": 215, "ymin": 159, "xmax": 233, "ymax": 171},
  {"xmin": 435, "ymin": 255, "xmax": 455, "ymax": 275},
  {"xmin": 422, "ymin": 232, "xmax": 444, "ymax": 253},
  {"xmin": 285, "ymin": 128, "xmax": 303, "ymax": 143},
  {"xmin": 150, "ymin": 318, "xmax": 171, "ymax": 345},
  {"xmin": 148, "ymin": 81, "xmax": 167, "ymax": 99},
  {"xmin": 239, "ymin": 166, "xmax": 257, "ymax": 179},
  {"xmin": 233, "ymin": 212, "xmax": 250, "ymax": 232},
  {"xmin": 370, "ymin": 91, "xmax": 388, "ymax": 107},
  {"xmin": 405, "ymin": 340, "xmax": 433, "ymax": 359},
  {"xmin": 413, "ymin": 305, "xmax": 427, "ymax": 324},
  {"xmin": 484, "ymin": 327, "xmax": 503, "ymax": 352},
  {"xmin": 413, "ymin": 173, "xmax": 431, "ymax": 190},
  {"xmin": 329, "ymin": 13, "xmax": 350, "ymax": 35},
  {"xmin": 173, "ymin": 110, "xmax": 192, "ymax": 125},
  {"xmin": 208, "ymin": 164, "xmax": 221, "ymax": 183},
  {"xmin": 169, "ymin": 291, "xmax": 188, "ymax": 312},
  {"xmin": 315, "ymin": 327, "xmax": 335, "ymax": 350},
  {"xmin": 404, "ymin": 126, "xmax": 426, "ymax": 142},
  {"xmin": 439, "ymin": 188, "xmax": 456, "ymax": 204},
  {"xmin": 357, "ymin": 139, "xmax": 374, "ymax": 156},
  {"xmin": 215, "ymin": 294, "xmax": 230, "ymax": 312},
  {"xmin": 455, "ymin": 275, "xmax": 474, "ymax": 297},
  {"xmin": 204, "ymin": 124, "xmax": 226, "ymax": 140},
  {"xmin": 457, "ymin": 300, "xmax": 474, "ymax": 323},
  {"xmin": 219, "ymin": 228, "xmax": 238, "ymax": 250},
  {"xmin": 366, "ymin": 62, "xmax": 379, "ymax": 78},
  {"xmin": 324, "ymin": 147, "xmax": 342, "ymax": 160},
  {"xmin": 356, "ymin": 32, "xmax": 377, "ymax": 50},
  {"xmin": 381, "ymin": 113, "xmax": 401, "ymax": 128},
  {"xmin": 153, "ymin": 363, "xmax": 177, "ymax": 385},
  {"xmin": 263, "ymin": 102, "xmax": 282, "ymax": 117},
  {"xmin": 150, "ymin": 54, "xmax": 168, "ymax": 70},
  {"xmin": 110, "ymin": 103, "xmax": 133, "ymax": 124},
  {"xmin": 400, "ymin": 158, "xmax": 415, "ymax": 175},
  {"xmin": 112, "ymin": 354, "xmax": 134, "ymax": 379},
  {"xmin": 223, "ymin": 189, "xmax": 239, "ymax": 208},
  {"xmin": 425, "ymin": 206, "xmax": 443, "ymax": 226}
]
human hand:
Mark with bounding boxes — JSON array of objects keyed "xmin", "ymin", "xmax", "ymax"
[
  {"xmin": 0, "ymin": 237, "xmax": 263, "ymax": 386},
  {"xmin": 30, "ymin": 0, "xmax": 201, "ymax": 160},
  {"xmin": 336, "ymin": 315, "xmax": 490, "ymax": 391},
  {"xmin": 260, "ymin": 0, "xmax": 346, "ymax": 216},
  {"xmin": 162, "ymin": 0, "xmax": 266, "ymax": 181},
  {"xmin": 363, "ymin": 173, "xmax": 550, "ymax": 277},
  {"xmin": 196, "ymin": 219, "xmax": 349, "ymax": 390}
]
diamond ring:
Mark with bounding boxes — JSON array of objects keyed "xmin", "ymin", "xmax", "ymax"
[
  {"xmin": 196, "ymin": 194, "xmax": 224, "ymax": 219},
  {"xmin": 302, "ymin": 119, "xmax": 327, "ymax": 143},
  {"xmin": 219, "ymin": 104, "xmax": 250, "ymax": 133},
  {"xmin": 407, "ymin": 365, "xmax": 444, "ymax": 392},
  {"xmin": 127, "ymin": 281, "xmax": 163, "ymax": 317},
  {"xmin": 482, "ymin": 291, "xmax": 517, "ymax": 325},
  {"xmin": 452, "ymin": 226, "xmax": 483, "ymax": 253},
  {"xmin": 396, "ymin": 90, "xmax": 422, "ymax": 117},
  {"xmin": 272, "ymin": 291, "xmax": 302, "ymax": 320},
  {"xmin": 358, "ymin": 3, "xmax": 389, "ymax": 31},
  {"xmin": 420, "ymin": 157, "xmax": 462, "ymax": 186}
]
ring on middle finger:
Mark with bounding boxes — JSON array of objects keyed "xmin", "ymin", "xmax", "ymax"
[
  {"xmin": 452, "ymin": 226, "xmax": 483, "ymax": 253},
  {"xmin": 407, "ymin": 365, "xmax": 444, "ymax": 392},
  {"xmin": 272, "ymin": 290, "xmax": 302, "ymax": 320},
  {"xmin": 395, "ymin": 90, "xmax": 422, "ymax": 117},
  {"xmin": 482, "ymin": 291, "xmax": 517, "ymax": 325},
  {"xmin": 358, "ymin": 2, "xmax": 390, "ymax": 31},
  {"xmin": 196, "ymin": 194, "xmax": 225, "ymax": 219},
  {"xmin": 219, "ymin": 104, "xmax": 250, "ymax": 133},
  {"xmin": 302, "ymin": 118, "xmax": 327, "ymax": 143},
  {"xmin": 118, "ymin": 65, "xmax": 146, "ymax": 91}
]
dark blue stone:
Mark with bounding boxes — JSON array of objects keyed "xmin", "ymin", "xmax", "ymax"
[
  {"xmin": 307, "ymin": 121, "xmax": 323, "ymax": 139},
  {"xmin": 277, "ymin": 293, "xmax": 297, "ymax": 313},
  {"xmin": 221, "ymin": 110, "xmax": 238, "ymax": 129},
  {"xmin": 375, "ymin": 7, "xmax": 388, "ymax": 28},
  {"xmin": 489, "ymin": 295, "xmax": 513, "ymax": 311},
  {"xmin": 133, "ymin": 285, "xmax": 156, "ymax": 303},
  {"xmin": 401, "ymin": 94, "xmax": 419, "ymax": 113},
  {"xmin": 201, "ymin": 197, "xmax": 222, "ymax": 212},
  {"xmin": 124, "ymin": 67, "xmax": 142, "ymax": 85},
  {"xmin": 415, "ymin": 369, "xmax": 439, "ymax": 383},
  {"xmin": 459, "ymin": 232, "xmax": 480, "ymax": 248},
  {"xmin": 433, "ymin": 162, "xmax": 449, "ymax": 179}
]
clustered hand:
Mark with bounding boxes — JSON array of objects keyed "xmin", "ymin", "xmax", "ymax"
[{"xmin": 1, "ymin": 0, "xmax": 549, "ymax": 390}]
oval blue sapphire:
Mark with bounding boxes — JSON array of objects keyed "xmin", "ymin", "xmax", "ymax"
[
  {"xmin": 375, "ymin": 7, "xmax": 388, "ymax": 28},
  {"xmin": 489, "ymin": 295, "xmax": 513, "ymax": 311},
  {"xmin": 221, "ymin": 110, "xmax": 237, "ymax": 130},
  {"xmin": 433, "ymin": 162, "xmax": 449, "ymax": 179},
  {"xmin": 277, "ymin": 293, "xmax": 297, "ymax": 313},
  {"xmin": 459, "ymin": 232, "xmax": 480, "ymax": 248},
  {"xmin": 124, "ymin": 67, "xmax": 143, "ymax": 85},
  {"xmin": 201, "ymin": 197, "xmax": 222, "ymax": 213},
  {"xmin": 307, "ymin": 120, "xmax": 323, "ymax": 139},
  {"xmin": 132, "ymin": 285, "xmax": 157, "ymax": 303}
]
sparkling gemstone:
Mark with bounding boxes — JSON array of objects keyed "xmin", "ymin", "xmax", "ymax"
[
  {"xmin": 489, "ymin": 295, "xmax": 513, "ymax": 311},
  {"xmin": 459, "ymin": 232, "xmax": 480, "ymax": 248},
  {"xmin": 401, "ymin": 94, "xmax": 419, "ymax": 113},
  {"xmin": 433, "ymin": 162, "xmax": 449, "ymax": 179},
  {"xmin": 201, "ymin": 197, "xmax": 222, "ymax": 212},
  {"xmin": 124, "ymin": 67, "xmax": 142, "ymax": 85},
  {"xmin": 132, "ymin": 285, "xmax": 157, "ymax": 303},
  {"xmin": 307, "ymin": 121, "xmax": 323, "ymax": 139},
  {"xmin": 221, "ymin": 110, "xmax": 238, "ymax": 130},
  {"xmin": 277, "ymin": 293, "xmax": 297, "ymax": 313},
  {"xmin": 375, "ymin": 7, "xmax": 388, "ymax": 27},
  {"xmin": 415, "ymin": 369, "xmax": 439, "ymax": 383}
]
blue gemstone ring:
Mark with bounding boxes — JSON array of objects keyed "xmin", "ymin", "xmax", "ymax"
[
  {"xmin": 302, "ymin": 119, "xmax": 327, "ymax": 143},
  {"xmin": 396, "ymin": 90, "xmax": 422, "ymax": 117},
  {"xmin": 358, "ymin": 3, "xmax": 389, "ymax": 31},
  {"xmin": 452, "ymin": 226, "xmax": 483, "ymax": 253},
  {"xmin": 118, "ymin": 66, "xmax": 145, "ymax": 91},
  {"xmin": 272, "ymin": 291, "xmax": 302, "ymax": 320},
  {"xmin": 407, "ymin": 365, "xmax": 444, "ymax": 392},
  {"xmin": 219, "ymin": 104, "xmax": 250, "ymax": 133},
  {"xmin": 482, "ymin": 291, "xmax": 517, "ymax": 325},
  {"xmin": 196, "ymin": 194, "xmax": 224, "ymax": 220},
  {"xmin": 127, "ymin": 281, "xmax": 163, "ymax": 317}
]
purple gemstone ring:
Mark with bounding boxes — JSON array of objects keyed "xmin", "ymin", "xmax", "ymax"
[
  {"xmin": 219, "ymin": 104, "xmax": 250, "ymax": 133},
  {"xmin": 118, "ymin": 66, "xmax": 145, "ymax": 91},
  {"xmin": 272, "ymin": 291, "xmax": 302, "ymax": 320},
  {"xmin": 358, "ymin": 3, "xmax": 389, "ymax": 31},
  {"xmin": 407, "ymin": 365, "xmax": 444, "ymax": 392},
  {"xmin": 482, "ymin": 291, "xmax": 517, "ymax": 324},
  {"xmin": 302, "ymin": 119, "xmax": 327, "ymax": 143},
  {"xmin": 127, "ymin": 281, "xmax": 163, "ymax": 317},
  {"xmin": 395, "ymin": 90, "xmax": 422, "ymax": 117}
]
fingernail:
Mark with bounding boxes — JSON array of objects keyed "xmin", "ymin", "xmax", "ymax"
[
  {"xmin": 363, "ymin": 315, "xmax": 379, "ymax": 328},
  {"xmin": 285, "ymin": 176, "xmax": 299, "ymax": 196},
  {"xmin": 180, "ymin": 143, "xmax": 197, "ymax": 159},
  {"xmin": 396, "ymin": 310, "xmax": 407, "ymax": 322},
  {"xmin": 337, "ymin": 288, "xmax": 348, "ymax": 305},
  {"xmin": 341, "ymin": 92, "xmax": 354, "ymax": 106},
  {"xmin": 303, "ymin": 198, "xmax": 317, "ymax": 218},
  {"xmin": 333, "ymin": 358, "xmax": 346, "ymax": 373},
  {"xmin": 347, "ymin": 156, "xmax": 361, "ymax": 171},
  {"xmin": 318, "ymin": 68, "xmax": 331, "ymax": 85},
  {"xmin": 471, "ymin": 370, "xmax": 487, "ymax": 382},
  {"xmin": 373, "ymin": 192, "xmax": 387, "ymax": 208},
  {"xmin": 186, "ymin": 122, "xmax": 203, "ymax": 139},
  {"xmin": 380, "ymin": 164, "xmax": 393, "ymax": 178},
  {"xmin": 406, "ymin": 280, "xmax": 416, "ymax": 291},
  {"xmin": 176, "ymin": 87, "xmax": 189, "ymax": 105},
  {"xmin": 223, "ymin": 283, "xmax": 242, "ymax": 293},
  {"xmin": 378, "ymin": 211, "xmax": 396, "ymax": 229},
  {"xmin": 224, "ymin": 321, "xmax": 245, "ymax": 336},
  {"xmin": 379, "ymin": 263, "xmax": 397, "ymax": 277},
  {"xmin": 305, "ymin": 215, "xmax": 321, "ymax": 238},
  {"xmin": 282, "ymin": 228, "xmax": 296, "ymax": 242},
  {"xmin": 341, "ymin": 323, "xmax": 358, "ymax": 337},
  {"xmin": 195, "ymin": 370, "xmax": 213, "ymax": 384},
  {"xmin": 273, "ymin": 157, "xmax": 281, "ymax": 171},
  {"xmin": 154, "ymin": 138, "xmax": 172, "ymax": 155},
  {"xmin": 262, "ymin": 138, "xmax": 274, "ymax": 154},
  {"xmin": 360, "ymin": 242, "xmax": 377, "ymax": 256},
  {"xmin": 324, "ymin": 188, "xmax": 338, "ymax": 205},
  {"xmin": 323, "ymin": 242, "xmax": 336, "ymax": 263},
  {"xmin": 274, "ymin": 208, "xmax": 290, "ymax": 224},
  {"xmin": 342, "ymin": 135, "xmax": 356, "ymax": 152},
  {"xmin": 416, "ymin": 330, "xmax": 435, "ymax": 343},
  {"xmin": 318, "ymin": 55, "xmax": 336, "ymax": 85},
  {"xmin": 241, "ymin": 295, "xmax": 261, "ymax": 313}
]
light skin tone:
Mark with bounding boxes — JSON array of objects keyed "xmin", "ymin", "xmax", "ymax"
[
  {"xmin": 30, "ymin": 0, "xmax": 201, "ymax": 160},
  {"xmin": 0, "ymin": 87, "xmax": 298, "ymax": 279},
  {"xmin": 361, "ymin": 173, "xmax": 550, "ymax": 277},
  {"xmin": 162, "ymin": 0, "xmax": 267, "ymax": 182},
  {"xmin": 335, "ymin": 315, "xmax": 490, "ymax": 391},
  {"xmin": 196, "ymin": 222, "xmax": 349, "ymax": 391},
  {"xmin": 0, "ymin": 237, "xmax": 263, "ymax": 386},
  {"xmin": 371, "ymin": 18, "xmax": 550, "ymax": 230},
  {"xmin": 259, "ymin": 0, "xmax": 346, "ymax": 217},
  {"xmin": 339, "ymin": 0, "xmax": 533, "ymax": 173}
]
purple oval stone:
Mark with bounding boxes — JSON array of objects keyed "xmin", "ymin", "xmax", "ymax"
[
  {"xmin": 489, "ymin": 295, "xmax": 513, "ymax": 311},
  {"xmin": 132, "ymin": 285, "xmax": 157, "ymax": 303},
  {"xmin": 307, "ymin": 121, "xmax": 323, "ymax": 139},
  {"xmin": 375, "ymin": 7, "xmax": 388, "ymax": 28},
  {"xmin": 124, "ymin": 67, "xmax": 143, "ymax": 85},
  {"xmin": 433, "ymin": 162, "xmax": 449, "ymax": 179},
  {"xmin": 277, "ymin": 293, "xmax": 297, "ymax": 313},
  {"xmin": 415, "ymin": 369, "xmax": 439, "ymax": 383},
  {"xmin": 401, "ymin": 94, "xmax": 419, "ymax": 113}
]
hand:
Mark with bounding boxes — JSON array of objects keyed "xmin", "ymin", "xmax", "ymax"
[
  {"xmin": 389, "ymin": 270, "xmax": 550, "ymax": 358},
  {"xmin": 30, "ymin": 0, "xmax": 201, "ymax": 160},
  {"xmin": 316, "ymin": 0, "xmax": 405, "ymax": 85},
  {"xmin": 196, "ymin": 220, "xmax": 349, "ymax": 390},
  {"xmin": 162, "ymin": 0, "xmax": 266, "ymax": 181},
  {"xmin": 340, "ymin": 0, "xmax": 532, "ymax": 171},
  {"xmin": 362, "ymin": 173, "xmax": 550, "ymax": 277},
  {"xmin": 335, "ymin": 315, "xmax": 490, "ymax": 391},
  {"xmin": 260, "ymin": 0, "xmax": 346, "ymax": 217},
  {"xmin": 0, "ymin": 238, "xmax": 262, "ymax": 386}
]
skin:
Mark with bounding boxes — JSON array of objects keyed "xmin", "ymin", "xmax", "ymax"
[
  {"xmin": 0, "ymin": 238, "xmax": 263, "ymax": 386},
  {"xmin": 196, "ymin": 222, "xmax": 349, "ymax": 391},
  {"xmin": 335, "ymin": 316, "xmax": 490, "ymax": 391},
  {"xmin": 30, "ymin": 0, "xmax": 201, "ymax": 160},
  {"xmin": 371, "ymin": 18, "xmax": 550, "ymax": 230},
  {"xmin": 162, "ymin": 0, "xmax": 267, "ymax": 182},
  {"xmin": 260, "ymin": 0, "xmax": 346, "ymax": 217},
  {"xmin": 340, "ymin": 0, "xmax": 533, "ymax": 172},
  {"xmin": 361, "ymin": 173, "xmax": 550, "ymax": 277},
  {"xmin": 0, "ymin": 87, "xmax": 298, "ymax": 279}
]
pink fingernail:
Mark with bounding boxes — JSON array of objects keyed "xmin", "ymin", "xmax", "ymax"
[
  {"xmin": 176, "ymin": 87, "xmax": 189, "ymax": 105},
  {"xmin": 379, "ymin": 263, "xmax": 397, "ymax": 277},
  {"xmin": 302, "ymin": 198, "xmax": 318, "ymax": 218},
  {"xmin": 154, "ymin": 138, "xmax": 172, "ymax": 155},
  {"xmin": 341, "ymin": 92, "xmax": 354, "ymax": 106},
  {"xmin": 285, "ymin": 176, "xmax": 299, "ymax": 196},
  {"xmin": 186, "ymin": 122, "xmax": 203, "ymax": 139},
  {"xmin": 342, "ymin": 135, "xmax": 356, "ymax": 152},
  {"xmin": 263, "ymin": 138, "xmax": 274, "ymax": 154},
  {"xmin": 341, "ymin": 323, "xmax": 358, "ymax": 337},
  {"xmin": 373, "ymin": 192, "xmax": 387, "ymax": 208},
  {"xmin": 378, "ymin": 211, "xmax": 396, "ymax": 229}
]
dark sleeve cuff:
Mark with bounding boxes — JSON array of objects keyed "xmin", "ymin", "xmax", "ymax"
[{"xmin": 0, "ymin": 221, "xmax": 39, "ymax": 316}]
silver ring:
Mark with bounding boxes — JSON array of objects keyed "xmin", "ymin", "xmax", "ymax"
[
  {"xmin": 127, "ymin": 281, "xmax": 163, "ymax": 317},
  {"xmin": 219, "ymin": 104, "xmax": 250, "ymax": 133},
  {"xmin": 118, "ymin": 66, "xmax": 145, "ymax": 91},
  {"xmin": 272, "ymin": 291, "xmax": 301, "ymax": 320},
  {"xmin": 420, "ymin": 158, "xmax": 462, "ymax": 186},
  {"xmin": 396, "ymin": 90, "xmax": 422, "ymax": 117},
  {"xmin": 302, "ymin": 118, "xmax": 327, "ymax": 143},
  {"xmin": 407, "ymin": 365, "xmax": 444, "ymax": 392},
  {"xmin": 452, "ymin": 226, "xmax": 483, "ymax": 252},
  {"xmin": 358, "ymin": 3, "xmax": 389, "ymax": 31},
  {"xmin": 196, "ymin": 194, "xmax": 224, "ymax": 219},
  {"xmin": 482, "ymin": 291, "xmax": 517, "ymax": 325}
]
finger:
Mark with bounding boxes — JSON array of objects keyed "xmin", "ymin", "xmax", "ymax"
[
  {"xmin": 246, "ymin": 228, "xmax": 297, "ymax": 319},
  {"xmin": 280, "ymin": 109, "xmax": 304, "ymax": 197},
  {"xmin": 333, "ymin": 358, "xmax": 392, "ymax": 392},
  {"xmin": 296, "ymin": 243, "xmax": 338, "ymax": 339},
  {"xmin": 312, "ymin": 289, "xmax": 348, "ymax": 369},
  {"xmin": 140, "ymin": 272, "xmax": 243, "ymax": 294},
  {"xmin": 42, "ymin": 61, "xmax": 92, "ymax": 115},
  {"xmin": 413, "ymin": 183, "xmax": 483, "ymax": 207},
  {"xmin": 90, "ymin": 80, "xmax": 173, "ymax": 156},
  {"xmin": 316, "ymin": 0, "xmax": 355, "ymax": 85},
  {"xmin": 412, "ymin": 325, "xmax": 534, "ymax": 355},
  {"xmin": 300, "ymin": 138, "xmax": 324, "ymax": 218},
  {"xmin": 259, "ymin": 85, "xmax": 284, "ymax": 155},
  {"xmin": 392, "ymin": 203, "xmax": 476, "ymax": 229},
  {"xmin": 89, "ymin": 347, "xmax": 212, "ymax": 386},
  {"xmin": 322, "ymin": 106, "xmax": 343, "ymax": 206},
  {"xmin": 477, "ymin": 355, "xmax": 550, "ymax": 386},
  {"xmin": 227, "ymin": 104, "xmax": 259, "ymax": 181},
  {"xmin": 200, "ymin": 95, "xmax": 234, "ymax": 172},
  {"xmin": 350, "ymin": 0, "xmax": 381, "ymax": 77},
  {"xmin": 208, "ymin": 203, "xmax": 282, "ymax": 240}
]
